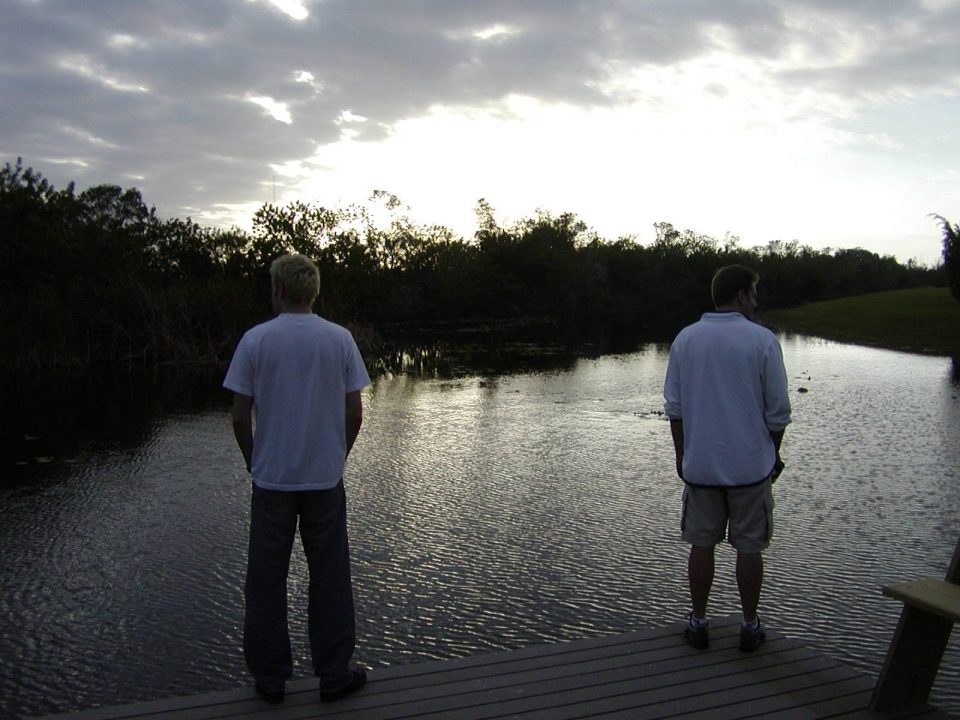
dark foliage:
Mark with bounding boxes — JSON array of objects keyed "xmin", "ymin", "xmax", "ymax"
[
  {"xmin": 0, "ymin": 160, "xmax": 942, "ymax": 371},
  {"xmin": 934, "ymin": 214, "xmax": 960, "ymax": 301}
]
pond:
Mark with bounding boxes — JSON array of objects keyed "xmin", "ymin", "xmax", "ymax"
[{"xmin": 1, "ymin": 335, "xmax": 958, "ymax": 718}]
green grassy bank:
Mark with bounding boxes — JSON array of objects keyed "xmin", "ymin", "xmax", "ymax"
[{"xmin": 762, "ymin": 287, "xmax": 960, "ymax": 356}]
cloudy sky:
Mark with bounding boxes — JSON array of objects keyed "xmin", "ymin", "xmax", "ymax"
[{"xmin": 2, "ymin": 0, "xmax": 958, "ymax": 264}]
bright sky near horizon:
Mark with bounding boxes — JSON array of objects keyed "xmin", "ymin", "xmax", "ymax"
[{"xmin": 2, "ymin": 0, "xmax": 959, "ymax": 265}]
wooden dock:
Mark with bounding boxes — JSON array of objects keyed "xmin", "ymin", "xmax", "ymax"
[{"xmin": 47, "ymin": 615, "xmax": 954, "ymax": 720}]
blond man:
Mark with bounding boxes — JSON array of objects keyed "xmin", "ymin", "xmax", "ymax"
[{"xmin": 224, "ymin": 254, "xmax": 370, "ymax": 704}]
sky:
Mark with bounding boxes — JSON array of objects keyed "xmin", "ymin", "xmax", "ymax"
[{"xmin": 2, "ymin": 0, "xmax": 959, "ymax": 266}]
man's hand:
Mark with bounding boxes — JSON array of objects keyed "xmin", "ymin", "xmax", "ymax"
[
  {"xmin": 769, "ymin": 429, "xmax": 786, "ymax": 482},
  {"xmin": 771, "ymin": 454, "xmax": 785, "ymax": 482}
]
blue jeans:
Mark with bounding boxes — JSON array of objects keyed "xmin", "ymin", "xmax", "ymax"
[{"xmin": 243, "ymin": 481, "xmax": 355, "ymax": 691}]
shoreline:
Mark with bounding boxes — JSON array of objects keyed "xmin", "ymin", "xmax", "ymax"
[{"xmin": 761, "ymin": 287, "xmax": 959, "ymax": 358}]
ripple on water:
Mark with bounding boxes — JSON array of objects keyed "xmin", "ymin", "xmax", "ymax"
[{"xmin": 2, "ymin": 342, "xmax": 959, "ymax": 718}]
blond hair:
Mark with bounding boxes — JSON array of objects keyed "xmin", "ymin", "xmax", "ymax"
[{"xmin": 270, "ymin": 254, "xmax": 320, "ymax": 305}]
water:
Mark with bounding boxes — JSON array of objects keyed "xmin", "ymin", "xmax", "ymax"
[{"xmin": 1, "ymin": 336, "xmax": 958, "ymax": 718}]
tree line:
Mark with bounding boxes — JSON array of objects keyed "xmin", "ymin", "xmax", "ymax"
[{"xmin": 0, "ymin": 159, "xmax": 950, "ymax": 372}]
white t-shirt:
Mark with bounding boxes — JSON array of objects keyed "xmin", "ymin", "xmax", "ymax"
[
  {"xmin": 223, "ymin": 313, "xmax": 371, "ymax": 491},
  {"xmin": 663, "ymin": 312, "xmax": 791, "ymax": 487}
]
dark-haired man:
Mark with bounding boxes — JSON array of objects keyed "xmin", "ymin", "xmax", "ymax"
[{"xmin": 663, "ymin": 264, "xmax": 791, "ymax": 651}]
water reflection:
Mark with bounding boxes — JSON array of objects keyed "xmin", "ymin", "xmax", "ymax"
[
  {"xmin": 368, "ymin": 340, "xmax": 581, "ymax": 380},
  {"xmin": 1, "ymin": 337, "xmax": 958, "ymax": 718},
  {"xmin": 371, "ymin": 319, "xmax": 673, "ymax": 380},
  {"xmin": 1, "ymin": 368, "xmax": 228, "ymax": 476}
]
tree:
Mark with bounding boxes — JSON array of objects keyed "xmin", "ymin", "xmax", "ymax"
[{"xmin": 934, "ymin": 214, "xmax": 960, "ymax": 301}]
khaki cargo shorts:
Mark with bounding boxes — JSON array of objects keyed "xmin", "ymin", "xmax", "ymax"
[{"xmin": 681, "ymin": 479, "xmax": 774, "ymax": 553}]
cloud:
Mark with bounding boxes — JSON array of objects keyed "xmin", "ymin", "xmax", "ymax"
[{"xmin": 1, "ymin": 0, "xmax": 958, "ymax": 264}]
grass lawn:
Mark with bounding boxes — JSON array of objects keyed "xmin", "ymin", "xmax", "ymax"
[{"xmin": 762, "ymin": 287, "xmax": 960, "ymax": 356}]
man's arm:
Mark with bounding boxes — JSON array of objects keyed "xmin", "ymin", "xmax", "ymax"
[
  {"xmin": 231, "ymin": 393, "xmax": 254, "ymax": 473},
  {"xmin": 663, "ymin": 344, "xmax": 685, "ymax": 481},
  {"xmin": 670, "ymin": 419, "xmax": 684, "ymax": 480},
  {"xmin": 345, "ymin": 390, "xmax": 363, "ymax": 457},
  {"xmin": 763, "ymin": 341, "xmax": 791, "ymax": 482}
]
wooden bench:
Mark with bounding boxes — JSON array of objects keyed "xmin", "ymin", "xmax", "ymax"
[{"xmin": 871, "ymin": 537, "xmax": 960, "ymax": 711}]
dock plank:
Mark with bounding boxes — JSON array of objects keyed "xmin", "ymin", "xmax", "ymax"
[{"xmin": 45, "ymin": 615, "xmax": 953, "ymax": 720}]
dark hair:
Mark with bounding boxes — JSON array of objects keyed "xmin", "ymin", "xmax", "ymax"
[{"xmin": 711, "ymin": 265, "xmax": 759, "ymax": 308}]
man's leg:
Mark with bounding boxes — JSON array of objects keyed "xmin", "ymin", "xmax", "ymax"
[
  {"xmin": 682, "ymin": 485, "xmax": 725, "ymax": 619},
  {"xmin": 689, "ymin": 545, "xmax": 716, "ymax": 619},
  {"xmin": 736, "ymin": 551, "xmax": 763, "ymax": 622},
  {"xmin": 244, "ymin": 485, "xmax": 298, "ymax": 691},
  {"xmin": 681, "ymin": 486, "xmax": 725, "ymax": 648},
  {"xmin": 727, "ymin": 480, "xmax": 773, "ymax": 623},
  {"xmin": 728, "ymin": 481, "xmax": 771, "ymax": 651},
  {"xmin": 299, "ymin": 481, "xmax": 356, "ymax": 690}
]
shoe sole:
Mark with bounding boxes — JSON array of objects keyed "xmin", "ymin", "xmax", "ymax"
[
  {"xmin": 321, "ymin": 669, "xmax": 367, "ymax": 702},
  {"xmin": 254, "ymin": 684, "xmax": 284, "ymax": 704},
  {"xmin": 739, "ymin": 631, "xmax": 766, "ymax": 652},
  {"xmin": 684, "ymin": 629, "xmax": 709, "ymax": 650}
]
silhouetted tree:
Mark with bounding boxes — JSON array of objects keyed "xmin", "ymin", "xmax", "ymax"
[
  {"xmin": 0, "ymin": 160, "xmax": 944, "ymax": 371},
  {"xmin": 934, "ymin": 214, "xmax": 960, "ymax": 301}
]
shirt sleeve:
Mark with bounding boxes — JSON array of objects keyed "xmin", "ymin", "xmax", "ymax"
[
  {"xmin": 344, "ymin": 334, "xmax": 372, "ymax": 393},
  {"xmin": 762, "ymin": 339, "xmax": 792, "ymax": 431},
  {"xmin": 223, "ymin": 334, "xmax": 254, "ymax": 396},
  {"xmin": 663, "ymin": 342, "xmax": 682, "ymax": 420}
]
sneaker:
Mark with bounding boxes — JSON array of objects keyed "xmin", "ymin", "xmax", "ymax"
[
  {"xmin": 684, "ymin": 613, "xmax": 709, "ymax": 649},
  {"xmin": 320, "ymin": 667, "xmax": 368, "ymax": 702},
  {"xmin": 254, "ymin": 681, "xmax": 285, "ymax": 705},
  {"xmin": 739, "ymin": 618, "xmax": 766, "ymax": 652}
]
